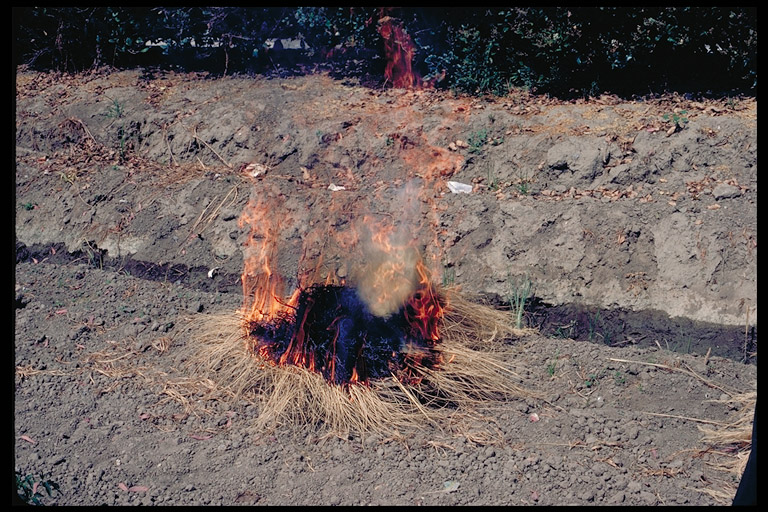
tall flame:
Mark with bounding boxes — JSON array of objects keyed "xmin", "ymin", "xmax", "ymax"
[
  {"xmin": 238, "ymin": 170, "xmax": 448, "ymax": 386},
  {"xmin": 238, "ymin": 199, "xmax": 300, "ymax": 325},
  {"xmin": 378, "ymin": 16, "xmax": 422, "ymax": 89}
]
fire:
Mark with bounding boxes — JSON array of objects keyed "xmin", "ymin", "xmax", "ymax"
[
  {"xmin": 238, "ymin": 191, "xmax": 447, "ymax": 386},
  {"xmin": 238, "ymin": 199, "xmax": 301, "ymax": 325},
  {"xmin": 377, "ymin": 16, "xmax": 422, "ymax": 89}
]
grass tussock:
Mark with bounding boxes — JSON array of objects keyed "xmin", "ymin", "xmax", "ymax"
[
  {"xmin": 698, "ymin": 391, "xmax": 755, "ymax": 479},
  {"xmin": 171, "ymin": 289, "xmax": 538, "ymax": 438}
]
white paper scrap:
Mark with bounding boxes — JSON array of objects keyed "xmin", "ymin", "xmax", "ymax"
[{"xmin": 447, "ymin": 181, "xmax": 472, "ymax": 194}]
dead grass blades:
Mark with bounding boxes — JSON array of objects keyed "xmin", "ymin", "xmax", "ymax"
[
  {"xmin": 697, "ymin": 391, "xmax": 755, "ymax": 481},
  {"xmin": 171, "ymin": 289, "xmax": 538, "ymax": 439},
  {"xmin": 609, "ymin": 357, "xmax": 754, "ymax": 502}
]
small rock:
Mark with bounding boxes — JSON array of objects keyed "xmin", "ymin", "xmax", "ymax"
[
  {"xmin": 712, "ymin": 183, "xmax": 741, "ymax": 200},
  {"xmin": 220, "ymin": 208, "xmax": 239, "ymax": 221},
  {"xmin": 608, "ymin": 492, "xmax": 625, "ymax": 504},
  {"xmin": 69, "ymin": 325, "xmax": 90, "ymax": 340},
  {"xmin": 188, "ymin": 302, "xmax": 203, "ymax": 313},
  {"xmin": 627, "ymin": 481, "xmax": 642, "ymax": 493},
  {"xmin": 591, "ymin": 461, "xmax": 608, "ymax": 476}
]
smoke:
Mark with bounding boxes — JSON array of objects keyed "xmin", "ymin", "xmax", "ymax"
[{"xmin": 353, "ymin": 181, "xmax": 423, "ymax": 317}]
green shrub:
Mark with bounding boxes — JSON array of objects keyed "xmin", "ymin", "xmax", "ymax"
[{"xmin": 14, "ymin": 7, "xmax": 756, "ymax": 97}]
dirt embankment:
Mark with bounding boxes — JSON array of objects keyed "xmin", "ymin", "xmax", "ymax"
[{"xmin": 16, "ymin": 68, "xmax": 757, "ymax": 359}]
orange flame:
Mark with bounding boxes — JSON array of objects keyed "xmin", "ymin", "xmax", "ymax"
[
  {"xmin": 238, "ymin": 173, "xmax": 448, "ymax": 386},
  {"xmin": 405, "ymin": 259, "xmax": 444, "ymax": 341},
  {"xmin": 378, "ymin": 16, "xmax": 422, "ymax": 89},
  {"xmin": 238, "ymin": 198, "xmax": 301, "ymax": 326}
]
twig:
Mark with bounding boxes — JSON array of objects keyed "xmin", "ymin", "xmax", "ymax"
[
  {"xmin": 65, "ymin": 117, "xmax": 96, "ymax": 143},
  {"xmin": 641, "ymin": 411, "xmax": 731, "ymax": 426},
  {"xmin": 188, "ymin": 124, "xmax": 233, "ymax": 168},
  {"xmin": 163, "ymin": 124, "xmax": 178, "ymax": 167},
  {"xmin": 605, "ymin": 357, "xmax": 735, "ymax": 395},
  {"xmin": 182, "ymin": 185, "xmax": 238, "ymax": 250}
]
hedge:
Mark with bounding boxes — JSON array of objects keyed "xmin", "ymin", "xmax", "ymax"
[{"xmin": 13, "ymin": 7, "xmax": 756, "ymax": 98}]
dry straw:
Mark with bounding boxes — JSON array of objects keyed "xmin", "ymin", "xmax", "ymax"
[
  {"xmin": 172, "ymin": 286, "xmax": 538, "ymax": 438},
  {"xmin": 698, "ymin": 391, "xmax": 755, "ymax": 478}
]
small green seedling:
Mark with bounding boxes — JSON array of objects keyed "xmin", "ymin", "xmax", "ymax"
[
  {"xmin": 507, "ymin": 274, "xmax": 533, "ymax": 329},
  {"xmin": 442, "ymin": 267, "xmax": 455, "ymax": 287},
  {"xmin": 104, "ymin": 97, "xmax": 125, "ymax": 119},
  {"xmin": 16, "ymin": 471, "xmax": 60, "ymax": 505},
  {"xmin": 546, "ymin": 349, "xmax": 560, "ymax": 378},
  {"xmin": 663, "ymin": 110, "xmax": 688, "ymax": 131},
  {"xmin": 467, "ymin": 128, "xmax": 488, "ymax": 154}
]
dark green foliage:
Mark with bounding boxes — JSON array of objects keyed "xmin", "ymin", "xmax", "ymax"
[
  {"xmin": 16, "ymin": 471, "xmax": 60, "ymax": 505},
  {"xmin": 14, "ymin": 7, "xmax": 756, "ymax": 97}
]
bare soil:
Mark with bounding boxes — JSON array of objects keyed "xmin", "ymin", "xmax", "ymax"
[{"xmin": 15, "ymin": 67, "xmax": 756, "ymax": 505}]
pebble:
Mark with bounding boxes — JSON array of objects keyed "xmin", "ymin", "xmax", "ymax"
[
  {"xmin": 608, "ymin": 491, "xmax": 625, "ymax": 504},
  {"xmin": 711, "ymin": 183, "xmax": 741, "ymax": 200},
  {"xmin": 591, "ymin": 462, "xmax": 608, "ymax": 476}
]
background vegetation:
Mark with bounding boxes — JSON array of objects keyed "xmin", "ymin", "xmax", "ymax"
[{"xmin": 14, "ymin": 7, "xmax": 756, "ymax": 98}]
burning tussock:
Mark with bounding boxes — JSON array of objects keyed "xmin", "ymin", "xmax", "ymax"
[{"xmin": 173, "ymin": 287, "xmax": 537, "ymax": 437}]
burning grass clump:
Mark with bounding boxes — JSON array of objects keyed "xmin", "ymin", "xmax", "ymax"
[
  {"xmin": 176, "ymin": 285, "xmax": 537, "ymax": 437},
  {"xmin": 248, "ymin": 284, "xmax": 443, "ymax": 386}
]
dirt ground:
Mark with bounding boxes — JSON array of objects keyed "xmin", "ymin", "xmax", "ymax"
[{"xmin": 15, "ymin": 67, "xmax": 756, "ymax": 505}]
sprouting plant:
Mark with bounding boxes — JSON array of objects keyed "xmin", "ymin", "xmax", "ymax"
[
  {"xmin": 518, "ymin": 182, "xmax": 529, "ymax": 195},
  {"xmin": 507, "ymin": 273, "xmax": 533, "ymax": 329},
  {"xmin": 442, "ymin": 266, "xmax": 455, "ymax": 287},
  {"xmin": 104, "ymin": 97, "xmax": 125, "ymax": 119},
  {"xmin": 587, "ymin": 309, "xmax": 601, "ymax": 342},
  {"xmin": 546, "ymin": 349, "xmax": 559, "ymax": 377},
  {"xmin": 23, "ymin": 202, "xmax": 36, "ymax": 211},
  {"xmin": 467, "ymin": 128, "xmax": 488, "ymax": 153},
  {"xmin": 613, "ymin": 370, "xmax": 626, "ymax": 386},
  {"xmin": 584, "ymin": 373, "xmax": 598, "ymax": 388},
  {"xmin": 385, "ymin": 136, "xmax": 394, "ymax": 147},
  {"xmin": 662, "ymin": 110, "xmax": 688, "ymax": 129},
  {"xmin": 16, "ymin": 471, "xmax": 60, "ymax": 505},
  {"xmin": 486, "ymin": 162, "xmax": 499, "ymax": 191}
]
